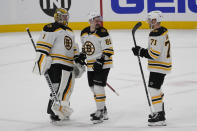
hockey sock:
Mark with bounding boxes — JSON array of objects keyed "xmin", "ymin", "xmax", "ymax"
[
  {"xmin": 149, "ymin": 87, "xmax": 164, "ymax": 112},
  {"xmin": 94, "ymin": 85, "xmax": 106, "ymax": 110}
]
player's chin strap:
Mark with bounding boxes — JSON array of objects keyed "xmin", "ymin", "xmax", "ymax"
[{"xmin": 132, "ymin": 22, "xmax": 154, "ymax": 116}]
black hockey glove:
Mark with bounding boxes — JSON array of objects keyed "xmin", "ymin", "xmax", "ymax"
[
  {"xmin": 132, "ymin": 46, "xmax": 146, "ymax": 57},
  {"xmin": 93, "ymin": 57, "xmax": 104, "ymax": 72},
  {"xmin": 74, "ymin": 53, "xmax": 86, "ymax": 65}
]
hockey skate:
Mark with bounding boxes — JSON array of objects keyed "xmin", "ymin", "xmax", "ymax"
[
  {"xmin": 90, "ymin": 109, "xmax": 105, "ymax": 124},
  {"xmin": 50, "ymin": 114, "xmax": 70, "ymax": 126},
  {"xmin": 90, "ymin": 106, "xmax": 108, "ymax": 121},
  {"xmin": 148, "ymin": 111, "xmax": 166, "ymax": 126},
  {"xmin": 49, "ymin": 115, "xmax": 63, "ymax": 126}
]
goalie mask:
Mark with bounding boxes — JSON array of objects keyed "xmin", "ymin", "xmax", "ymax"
[
  {"xmin": 147, "ymin": 11, "xmax": 163, "ymax": 28},
  {"xmin": 54, "ymin": 8, "xmax": 69, "ymax": 26}
]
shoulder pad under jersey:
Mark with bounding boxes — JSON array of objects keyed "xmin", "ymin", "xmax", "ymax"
[
  {"xmin": 43, "ymin": 22, "xmax": 73, "ymax": 32},
  {"xmin": 149, "ymin": 26, "xmax": 168, "ymax": 37},
  {"xmin": 43, "ymin": 22, "xmax": 60, "ymax": 32},
  {"xmin": 81, "ymin": 26, "xmax": 90, "ymax": 36},
  {"xmin": 60, "ymin": 26, "xmax": 73, "ymax": 32}
]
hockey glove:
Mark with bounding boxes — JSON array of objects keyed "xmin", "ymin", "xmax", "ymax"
[
  {"xmin": 93, "ymin": 57, "xmax": 104, "ymax": 72},
  {"xmin": 132, "ymin": 46, "xmax": 146, "ymax": 57},
  {"xmin": 74, "ymin": 53, "xmax": 86, "ymax": 65}
]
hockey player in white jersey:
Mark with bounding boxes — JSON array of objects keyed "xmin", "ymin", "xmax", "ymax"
[
  {"xmin": 132, "ymin": 11, "xmax": 172, "ymax": 126},
  {"xmin": 32, "ymin": 8, "xmax": 85, "ymax": 124},
  {"xmin": 79, "ymin": 11, "xmax": 114, "ymax": 124}
]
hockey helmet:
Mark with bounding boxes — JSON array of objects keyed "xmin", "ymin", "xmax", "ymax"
[
  {"xmin": 54, "ymin": 8, "xmax": 69, "ymax": 25},
  {"xmin": 88, "ymin": 10, "xmax": 102, "ymax": 21},
  {"xmin": 147, "ymin": 10, "xmax": 163, "ymax": 23}
]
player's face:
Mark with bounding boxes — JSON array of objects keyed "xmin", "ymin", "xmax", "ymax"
[
  {"xmin": 61, "ymin": 14, "xmax": 69, "ymax": 25},
  {"xmin": 93, "ymin": 16, "xmax": 103, "ymax": 29},
  {"xmin": 147, "ymin": 19, "xmax": 157, "ymax": 29}
]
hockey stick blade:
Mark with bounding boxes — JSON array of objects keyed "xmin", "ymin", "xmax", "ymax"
[{"xmin": 132, "ymin": 22, "xmax": 142, "ymax": 35}]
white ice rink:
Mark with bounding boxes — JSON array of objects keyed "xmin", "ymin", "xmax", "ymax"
[{"xmin": 0, "ymin": 29, "xmax": 197, "ymax": 131}]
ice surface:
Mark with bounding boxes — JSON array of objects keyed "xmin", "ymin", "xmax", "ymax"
[{"xmin": 0, "ymin": 29, "xmax": 197, "ymax": 131}]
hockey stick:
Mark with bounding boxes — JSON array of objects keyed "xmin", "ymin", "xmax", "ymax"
[
  {"xmin": 26, "ymin": 28, "xmax": 59, "ymax": 102},
  {"xmin": 106, "ymin": 83, "xmax": 119, "ymax": 96},
  {"xmin": 132, "ymin": 22, "xmax": 153, "ymax": 115}
]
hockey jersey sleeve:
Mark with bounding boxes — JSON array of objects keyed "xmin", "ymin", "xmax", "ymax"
[
  {"xmin": 36, "ymin": 31, "xmax": 56, "ymax": 55},
  {"xmin": 100, "ymin": 31, "xmax": 114, "ymax": 58},
  {"xmin": 33, "ymin": 30, "xmax": 56, "ymax": 75}
]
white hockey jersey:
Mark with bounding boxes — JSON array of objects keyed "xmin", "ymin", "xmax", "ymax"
[
  {"xmin": 80, "ymin": 26, "xmax": 114, "ymax": 71},
  {"xmin": 35, "ymin": 22, "xmax": 79, "ymax": 73},
  {"xmin": 147, "ymin": 26, "xmax": 172, "ymax": 74}
]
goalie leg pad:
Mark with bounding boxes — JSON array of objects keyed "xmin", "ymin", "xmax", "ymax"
[
  {"xmin": 59, "ymin": 101, "xmax": 73, "ymax": 118},
  {"xmin": 55, "ymin": 70, "xmax": 75, "ymax": 118},
  {"xmin": 57, "ymin": 70, "xmax": 74, "ymax": 103},
  {"xmin": 47, "ymin": 66, "xmax": 75, "ymax": 119},
  {"xmin": 51, "ymin": 100, "xmax": 65, "ymax": 120}
]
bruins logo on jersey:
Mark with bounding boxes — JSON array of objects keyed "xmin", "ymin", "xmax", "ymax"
[
  {"xmin": 64, "ymin": 36, "xmax": 72, "ymax": 50},
  {"xmin": 83, "ymin": 41, "xmax": 95, "ymax": 56}
]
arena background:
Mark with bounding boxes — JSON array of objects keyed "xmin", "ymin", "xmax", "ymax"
[{"xmin": 1, "ymin": 0, "xmax": 197, "ymax": 32}]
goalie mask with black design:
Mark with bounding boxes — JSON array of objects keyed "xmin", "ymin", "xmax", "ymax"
[{"xmin": 54, "ymin": 8, "xmax": 69, "ymax": 26}]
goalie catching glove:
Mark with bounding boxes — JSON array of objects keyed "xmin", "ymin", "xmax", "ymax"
[{"xmin": 32, "ymin": 52, "xmax": 52, "ymax": 75}]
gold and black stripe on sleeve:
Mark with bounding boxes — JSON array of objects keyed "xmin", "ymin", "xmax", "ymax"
[
  {"xmin": 73, "ymin": 46, "xmax": 79, "ymax": 55},
  {"xmin": 148, "ymin": 48, "xmax": 160, "ymax": 59},
  {"xmin": 87, "ymin": 60, "xmax": 96, "ymax": 68},
  {"xmin": 103, "ymin": 47, "xmax": 114, "ymax": 57},
  {"xmin": 104, "ymin": 57, "xmax": 113, "ymax": 65},
  {"xmin": 87, "ymin": 58, "xmax": 113, "ymax": 68},
  {"xmin": 36, "ymin": 41, "xmax": 53, "ymax": 55},
  {"xmin": 148, "ymin": 60, "xmax": 172, "ymax": 71}
]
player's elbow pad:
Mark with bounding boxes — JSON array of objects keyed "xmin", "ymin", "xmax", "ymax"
[{"xmin": 32, "ymin": 52, "xmax": 52, "ymax": 75}]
